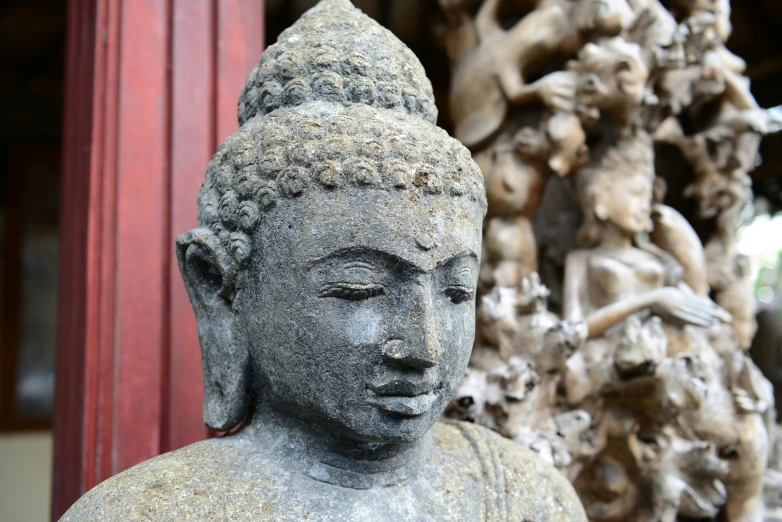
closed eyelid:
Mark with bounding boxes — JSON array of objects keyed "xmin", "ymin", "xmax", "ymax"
[
  {"xmin": 443, "ymin": 284, "xmax": 474, "ymax": 304},
  {"xmin": 437, "ymin": 256, "xmax": 477, "ymax": 281},
  {"xmin": 325, "ymin": 262, "xmax": 385, "ymax": 284},
  {"xmin": 341, "ymin": 261, "xmax": 376, "ymax": 272},
  {"xmin": 318, "ymin": 282, "xmax": 386, "ymax": 299},
  {"xmin": 457, "ymin": 266, "xmax": 473, "ymax": 278}
]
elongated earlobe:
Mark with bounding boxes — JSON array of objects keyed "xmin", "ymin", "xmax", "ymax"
[{"xmin": 176, "ymin": 228, "xmax": 251, "ymax": 431}]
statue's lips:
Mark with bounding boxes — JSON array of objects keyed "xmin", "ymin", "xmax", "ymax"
[
  {"xmin": 368, "ymin": 379, "xmax": 437, "ymax": 397},
  {"xmin": 365, "ymin": 381, "xmax": 440, "ymax": 417},
  {"xmin": 365, "ymin": 389, "xmax": 439, "ymax": 416}
]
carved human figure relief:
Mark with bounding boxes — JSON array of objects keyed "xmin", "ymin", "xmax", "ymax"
[
  {"xmin": 439, "ymin": 1, "xmax": 780, "ymax": 521},
  {"xmin": 439, "ymin": 0, "xmax": 637, "ymax": 288}
]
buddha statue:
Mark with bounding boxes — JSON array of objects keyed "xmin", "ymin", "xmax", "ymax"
[{"xmin": 61, "ymin": 1, "xmax": 586, "ymax": 520}]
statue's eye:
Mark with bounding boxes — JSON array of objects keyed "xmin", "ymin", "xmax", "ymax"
[
  {"xmin": 444, "ymin": 285, "xmax": 473, "ymax": 304},
  {"xmin": 319, "ymin": 283, "xmax": 385, "ymax": 300}
]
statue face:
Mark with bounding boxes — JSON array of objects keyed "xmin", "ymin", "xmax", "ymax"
[
  {"xmin": 595, "ymin": 170, "xmax": 654, "ymax": 234},
  {"xmin": 576, "ymin": 40, "xmax": 648, "ymax": 111},
  {"xmin": 240, "ymin": 188, "xmax": 482, "ymax": 443}
]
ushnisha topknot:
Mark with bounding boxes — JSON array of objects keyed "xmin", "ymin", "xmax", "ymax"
[
  {"xmin": 199, "ymin": 0, "xmax": 486, "ymax": 272},
  {"xmin": 238, "ymin": 0, "xmax": 437, "ymax": 125}
]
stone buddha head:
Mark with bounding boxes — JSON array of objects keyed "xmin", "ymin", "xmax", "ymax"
[
  {"xmin": 176, "ymin": 0, "xmax": 486, "ymax": 445},
  {"xmin": 63, "ymin": 4, "xmax": 588, "ymax": 518}
]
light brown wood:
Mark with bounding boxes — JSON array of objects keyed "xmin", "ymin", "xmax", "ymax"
[{"xmin": 441, "ymin": 1, "xmax": 780, "ymax": 520}]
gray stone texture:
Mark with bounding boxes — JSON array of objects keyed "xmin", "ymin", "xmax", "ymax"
[{"xmin": 61, "ymin": 1, "xmax": 587, "ymax": 520}]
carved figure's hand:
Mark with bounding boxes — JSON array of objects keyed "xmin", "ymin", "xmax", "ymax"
[
  {"xmin": 562, "ymin": 319, "xmax": 588, "ymax": 349},
  {"xmin": 533, "ymin": 72, "xmax": 577, "ymax": 112},
  {"xmin": 539, "ymin": 320, "xmax": 586, "ymax": 374},
  {"xmin": 651, "ymin": 283, "xmax": 732, "ymax": 327}
]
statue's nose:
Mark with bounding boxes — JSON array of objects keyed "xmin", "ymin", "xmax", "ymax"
[
  {"xmin": 381, "ymin": 339, "xmax": 437, "ymax": 369},
  {"xmin": 382, "ymin": 285, "xmax": 442, "ymax": 368}
]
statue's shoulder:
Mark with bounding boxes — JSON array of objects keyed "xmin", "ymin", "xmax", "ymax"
[
  {"xmin": 59, "ymin": 437, "xmax": 282, "ymax": 522},
  {"xmin": 434, "ymin": 421, "xmax": 587, "ymax": 522}
]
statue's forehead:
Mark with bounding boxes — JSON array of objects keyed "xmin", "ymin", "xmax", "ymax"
[{"xmin": 262, "ymin": 190, "xmax": 482, "ymax": 271}]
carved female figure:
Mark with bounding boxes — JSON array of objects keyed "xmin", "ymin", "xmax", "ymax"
[
  {"xmin": 562, "ymin": 133, "xmax": 770, "ymax": 521},
  {"xmin": 61, "ymin": 2, "xmax": 586, "ymax": 521},
  {"xmin": 563, "ymin": 134, "xmax": 725, "ymax": 385}
]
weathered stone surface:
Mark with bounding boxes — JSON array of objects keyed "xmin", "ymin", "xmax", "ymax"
[
  {"xmin": 62, "ymin": 421, "xmax": 583, "ymax": 521},
  {"xmin": 61, "ymin": 1, "xmax": 586, "ymax": 520},
  {"xmin": 237, "ymin": 0, "xmax": 437, "ymax": 126}
]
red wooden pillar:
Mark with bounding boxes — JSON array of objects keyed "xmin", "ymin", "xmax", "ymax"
[{"xmin": 52, "ymin": 0, "xmax": 264, "ymax": 518}]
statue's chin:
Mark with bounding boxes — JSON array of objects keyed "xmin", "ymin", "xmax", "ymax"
[{"xmin": 323, "ymin": 402, "xmax": 444, "ymax": 445}]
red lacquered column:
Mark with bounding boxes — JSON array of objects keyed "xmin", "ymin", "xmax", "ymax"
[{"xmin": 52, "ymin": 1, "xmax": 263, "ymax": 518}]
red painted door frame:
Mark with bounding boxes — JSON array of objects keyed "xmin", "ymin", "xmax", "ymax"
[{"xmin": 52, "ymin": 0, "xmax": 263, "ymax": 518}]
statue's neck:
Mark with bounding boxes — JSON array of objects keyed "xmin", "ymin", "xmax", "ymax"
[
  {"xmin": 597, "ymin": 221, "xmax": 634, "ymax": 250},
  {"xmin": 241, "ymin": 404, "xmax": 429, "ymax": 490}
]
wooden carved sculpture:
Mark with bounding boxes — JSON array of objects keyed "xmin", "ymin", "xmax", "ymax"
[
  {"xmin": 440, "ymin": 1, "xmax": 781, "ymax": 520},
  {"xmin": 440, "ymin": 0, "xmax": 635, "ymax": 288}
]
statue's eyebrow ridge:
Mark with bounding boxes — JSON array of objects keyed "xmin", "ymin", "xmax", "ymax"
[
  {"xmin": 312, "ymin": 246, "xmax": 423, "ymax": 272},
  {"xmin": 312, "ymin": 247, "xmax": 478, "ymax": 274},
  {"xmin": 342, "ymin": 261, "xmax": 375, "ymax": 271}
]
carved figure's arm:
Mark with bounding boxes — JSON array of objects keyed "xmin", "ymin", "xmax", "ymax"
[
  {"xmin": 564, "ymin": 252, "xmax": 729, "ymax": 340},
  {"xmin": 496, "ymin": 6, "xmax": 572, "ymax": 108},
  {"xmin": 582, "ymin": 294, "xmax": 660, "ymax": 340},
  {"xmin": 565, "ymin": 253, "xmax": 657, "ymax": 339},
  {"xmin": 475, "ymin": 0, "xmax": 505, "ymax": 42},
  {"xmin": 722, "ymin": 69, "xmax": 759, "ymax": 111},
  {"xmin": 563, "ymin": 251, "xmax": 588, "ymax": 324},
  {"xmin": 444, "ymin": 25, "xmax": 479, "ymax": 71},
  {"xmin": 498, "ymin": 66, "xmax": 534, "ymax": 106},
  {"xmin": 563, "ymin": 251, "xmax": 652, "ymax": 339},
  {"xmin": 503, "ymin": 3, "xmax": 568, "ymax": 55},
  {"xmin": 439, "ymin": 0, "xmax": 480, "ymax": 70}
]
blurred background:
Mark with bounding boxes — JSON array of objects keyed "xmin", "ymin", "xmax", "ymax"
[{"xmin": 1, "ymin": 1, "xmax": 781, "ymax": 520}]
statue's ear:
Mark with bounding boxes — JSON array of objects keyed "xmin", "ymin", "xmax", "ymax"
[{"xmin": 176, "ymin": 228, "xmax": 251, "ymax": 431}]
